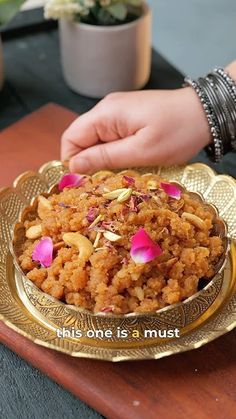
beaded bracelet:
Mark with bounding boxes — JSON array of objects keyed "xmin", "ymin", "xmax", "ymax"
[
  {"xmin": 185, "ymin": 68, "xmax": 236, "ymax": 162},
  {"xmin": 184, "ymin": 76, "xmax": 223, "ymax": 162}
]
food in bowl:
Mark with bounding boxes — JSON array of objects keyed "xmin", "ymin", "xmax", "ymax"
[{"xmin": 15, "ymin": 171, "xmax": 224, "ymax": 314}]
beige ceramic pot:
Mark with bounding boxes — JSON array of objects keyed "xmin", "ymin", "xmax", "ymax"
[
  {"xmin": 0, "ymin": 35, "xmax": 4, "ymax": 90},
  {"xmin": 59, "ymin": 4, "xmax": 151, "ymax": 98}
]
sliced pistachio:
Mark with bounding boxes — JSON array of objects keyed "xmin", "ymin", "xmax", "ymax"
[
  {"xmin": 95, "ymin": 247, "xmax": 108, "ymax": 252},
  {"xmin": 102, "ymin": 188, "xmax": 127, "ymax": 200},
  {"xmin": 26, "ymin": 224, "xmax": 42, "ymax": 239},
  {"xmin": 103, "ymin": 231, "xmax": 122, "ymax": 242},
  {"xmin": 62, "ymin": 232, "xmax": 94, "ymax": 261},
  {"xmin": 89, "ymin": 214, "xmax": 104, "ymax": 229},
  {"xmin": 117, "ymin": 188, "xmax": 132, "ymax": 203},
  {"xmin": 38, "ymin": 195, "xmax": 52, "ymax": 219},
  {"xmin": 181, "ymin": 212, "xmax": 206, "ymax": 230},
  {"xmin": 93, "ymin": 231, "xmax": 102, "ymax": 248}
]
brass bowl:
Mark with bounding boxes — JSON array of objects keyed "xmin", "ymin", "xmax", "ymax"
[{"xmin": 10, "ymin": 167, "xmax": 230, "ymax": 344}]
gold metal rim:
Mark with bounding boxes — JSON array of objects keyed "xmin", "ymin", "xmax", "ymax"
[
  {"xmin": 11, "ymin": 171, "xmax": 229, "ymax": 318},
  {"xmin": 0, "ymin": 160, "xmax": 235, "ymax": 361}
]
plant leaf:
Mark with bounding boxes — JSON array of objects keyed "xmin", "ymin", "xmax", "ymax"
[
  {"xmin": 127, "ymin": 0, "xmax": 143, "ymax": 6},
  {"xmin": 107, "ymin": 3, "xmax": 127, "ymax": 21},
  {"xmin": 0, "ymin": 0, "xmax": 25, "ymax": 26}
]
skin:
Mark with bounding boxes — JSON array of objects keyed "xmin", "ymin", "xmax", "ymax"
[{"xmin": 61, "ymin": 61, "xmax": 236, "ymax": 174}]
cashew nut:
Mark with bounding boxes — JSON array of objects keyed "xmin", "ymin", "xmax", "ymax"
[
  {"xmin": 26, "ymin": 224, "xmax": 42, "ymax": 239},
  {"xmin": 62, "ymin": 232, "xmax": 94, "ymax": 260},
  {"xmin": 38, "ymin": 195, "xmax": 52, "ymax": 219},
  {"xmin": 181, "ymin": 212, "xmax": 206, "ymax": 230}
]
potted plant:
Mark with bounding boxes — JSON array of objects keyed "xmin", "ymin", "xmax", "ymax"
[
  {"xmin": 0, "ymin": 0, "xmax": 26, "ymax": 89},
  {"xmin": 45, "ymin": 0, "xmax": 151, "ymax": 98}
]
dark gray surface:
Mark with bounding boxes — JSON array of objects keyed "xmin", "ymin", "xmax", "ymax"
[
  {"xmin": 0, "ymin": 9, "xmax": 235, "ymax": 419},
  {"xmin": 0, "ymin": 344, "xmax": 101, "ymax": 419}
]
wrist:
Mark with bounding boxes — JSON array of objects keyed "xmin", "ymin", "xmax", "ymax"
[{"xmin": 225, "ymin": 60, "xmax": 236, "ymax": 83}]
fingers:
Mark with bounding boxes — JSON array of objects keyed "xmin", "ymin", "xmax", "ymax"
[
  {"xmin": 61, "ymin": 112, "xmax": 100, "ymax": 161},
  {"xmin": 69, "ymin": 128, "xmax": 149, "ymax": 173},
  {"xmin": 61, "ymin": 97, "xmax": 123, "ymax": 161}
]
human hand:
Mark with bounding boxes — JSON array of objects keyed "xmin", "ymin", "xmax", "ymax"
[{"xmin": 61, "ymin": 88, "xmax": 211, "ymax": 173}]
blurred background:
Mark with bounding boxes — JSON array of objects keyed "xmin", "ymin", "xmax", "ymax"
[{"xmin": 22, "ymin": 0, "xmax": 236, "ymax": 76}]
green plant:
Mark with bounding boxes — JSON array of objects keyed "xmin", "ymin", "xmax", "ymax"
[
  {"xmin": 45, "ymin": 0, "xmax": 144, "ymax": 25},
  {"xmin": 0, "ymin": 0, "xmax": 25, "ymax": 26}
]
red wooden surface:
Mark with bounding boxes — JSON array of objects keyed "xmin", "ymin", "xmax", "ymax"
[{"xmin": 0, "ymin": 104, "xmax": 235, "ymax": 419}]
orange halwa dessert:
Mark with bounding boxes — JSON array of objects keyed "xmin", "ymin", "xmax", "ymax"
[{"xmin": 17, "ymin": 171, "xmax": 224, "ymax": 314}]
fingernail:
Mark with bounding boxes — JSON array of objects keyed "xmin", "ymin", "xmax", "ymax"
[{"xmin": 70, "ymin": 157, "xmax": 91, "ymax": 173}]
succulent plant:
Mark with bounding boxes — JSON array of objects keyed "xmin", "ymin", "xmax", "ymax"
[{"xmin": 45, "ymin": 0, "xmax": 145, "ymax": 25}]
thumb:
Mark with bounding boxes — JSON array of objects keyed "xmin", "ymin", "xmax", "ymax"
[{"xmin": 69, "ymin": 129, "xmax": 148, "ymax": 173}]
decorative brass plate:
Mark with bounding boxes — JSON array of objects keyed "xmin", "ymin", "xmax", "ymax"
[{"xmin": 0, "ymin": 161, "xmax": 236, "ymax": 361}]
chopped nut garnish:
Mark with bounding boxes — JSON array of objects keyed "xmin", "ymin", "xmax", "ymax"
[
  {"xmin": 88, "ymin": 214, "xmax": 104, "ymax": 229},
  {"xmin": 38, "ymin": 195, "xmax": 52, "ymax": 219},
  {"xmin": 62, "ymin": 232, "xmax": 94, "ymax": 260},
  {"xmin": 181, "ymin": 212, "xmax": 206, "ymax": 230},
  {"xmin": 95, "ymin": 247, "xmax": 107, "ymax": 252},
  {"xmin": 117, "ymin": 188, "xmax": 132, "ymax": 203},
  {"xmin": 102, "ymin": 188, "xmax": 127, "ymax": 200},
  {"xmin": 26, "ymin": 224, "xmax": 42, "ymax": 239},
  {"xmin": 94, "ymin": 231, "xmax": 102, "ymax": 248},
  {"xmin": 103, "ymin": 231, "xmax": 122, "ymax": 242}
]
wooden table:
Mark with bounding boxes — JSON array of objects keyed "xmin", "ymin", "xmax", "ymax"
[
  {"xmin": 1, "ymin": 9, "xmax": 236, "ymax": 417},
  {"xmin": 0, "ymin": 103, "xmax": 235, "ymax": 419}
]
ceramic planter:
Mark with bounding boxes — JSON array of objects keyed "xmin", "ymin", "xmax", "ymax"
[
  {"xmin": 59, "ymin": 5, "xmax": 151, "ymax": 98},
  {"xmin": 0, "ymin": 35, "xmax": 4, "ymax": 90}
]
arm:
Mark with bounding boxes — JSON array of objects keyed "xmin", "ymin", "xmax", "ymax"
[{"xmin": 61, "ymin": 61, "xmax": 236, "ymax": 173}]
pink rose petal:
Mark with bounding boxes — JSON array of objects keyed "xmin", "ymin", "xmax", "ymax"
[
  {"xmin": 160, "ymin": 182, "xmax": 181, "ymax": 200},
  {"xmin": 32, "ymin": 237, "xmax": 53, "ymax": 268},
  {"xmin": 101, "ymin": 221, "xmax": 116, "ymax": 232},
  {"xmin": 58, "ymin": 173, "xmax": 85, "ymax": 191},
  {"xmin": 123, "ymin": 175, "xmax": 135, "ymax": 185},
  {"xmin": 129, "ymin": 195, "xmax": 139, "ymax": 213},
  {"xmin": 86, "ymin": 207, "xmax": 97, "ymax": 222},
  {"xmin": 130, "ymin": 228, "xmax": 162, "ymax": 264},
  {"xmin": 100, "ymin": 306, "xmax": 114, "ymax": 313}
]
